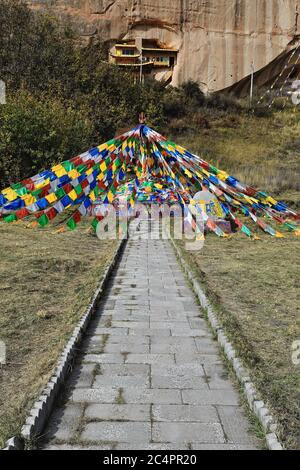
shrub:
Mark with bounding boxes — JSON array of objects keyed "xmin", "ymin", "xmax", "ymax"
[
  {"xmin": 181, "ymin": 80, "xmax": 206, "ymax": 107},
  {"xmin": 0, "ymin": 91, "xmax": 93, "ymax": 188}
]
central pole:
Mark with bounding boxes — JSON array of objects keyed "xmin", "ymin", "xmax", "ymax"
[
  {"xmin": 140, "ymin": 48, "xmax": 143, "ymax": 84},
  {"xmin": 250, "ymin": 61, "xmax": 254, "ymax": 107}
]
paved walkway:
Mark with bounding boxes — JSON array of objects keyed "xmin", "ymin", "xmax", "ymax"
[{"xmin": 41, "ymin": 220, "xmax": 260, "ymax": 450}]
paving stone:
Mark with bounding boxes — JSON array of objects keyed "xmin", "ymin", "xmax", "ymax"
[
  {"xmin": 43, "ymin": 444, "xmax": 114, "ymax": 450},
  {"xmin": 87, "ymin": 327, "xmax": 128, "ymax": 336},
  {"xmin": 106, "ymin": 335, "xmax": 150, "ymax": 345},
  {"xmin": 189, "ymin": 318, "xmax": 208, "ymax": 329},
  {"xmin": 191, "ymin": 443, "xmax": 259, "ymax": 450},
  {"xmin": 152, "ymin": 363, "xmax": 205, "ymax": 377},
  {"xmin": 151, "ymin": 375, "xmax": 208, "ymax": 389},
  {"xmin": 109, "ymin": 314, "xmax": 150, "ymax": 322},
  {"xmin": 125, "ymin": 353, "xmax": 175, "ymax": 365},
  {"xmin": 111, "ymin": 321, "xmax": 149, "ymax": 329},
  {"xmin": 100, "ymin": 364, "xmax": 150, "ymax": 377},
  {"xmin": 175, "ymin": 353, "xmax": 222, "ymax": 365},
  {"xmin": 186, "ymin": 311, "xmax": 203, "ymax": 318},
  {"xmin": 44, "ymin": 404, "xmax": 82, "ymax": 441},
  {"xmin": 182, "ymin": 389, "xmax": 239, "ymax": 406},
  {"xmin": 66, "ymin": 364, "xmax": 96, "ymax": 388},
  {"xmin": 203, "ymin": 364, "xmax": 237, "ymax": 390},
  {"xmin": 150, "ymin": 339, "xmax": 197, "ymax": 354},
  {"xmin": 116, "ymin": 443, "xmax": 189, "ymax": 450},
  {"xmin": 85, "ymin": 404, "xmax": 150, "ymax": 422},
  {"xmin": 71, "ymin": 388, "xmax": 119, "ymax": 404},
  {"xmin": 83, "ymin": 353, "xmax": 124, "ymax": 364},
  {"xmin": 128, "ymin": 328, "xmax": 171, "ymax": 337},
  {"xmin": 104, "ymin": 342, "xmax": 150, "ymax": 354},
  {"xmin": 81, "ymin": 422, "xmax": 151, "ymax": 443},
  {"xmin": 171, "ymin": 329, "xmax": 209, "ymax": 337},
  {"xmin": 195, "ymin": 338, "xmax": 219, "ymax": 354},
  {"xmin": 217, "ymin": 406, "xmax": 260, "ymax": 445},
  {"xmin": 91, "ymin": 315, "xmax": 113, "ymax": 327},
  {"xmin": 152, "ymin": 422, "xmax": 225, "ymax": 444},
  {"xmin": 93, "ymin": 374, "xmax": 149, "ymax": 388},
  {"xmin": 152, "ymin": 405, "xmax": 219, "ymax": 423},
  {"xmin": 122, "ymin": 388, "xmax": 182, "ymax": 404},
  {"xmin": 149, "ymin": 304, "xmax": 185, "ymax": 312}
]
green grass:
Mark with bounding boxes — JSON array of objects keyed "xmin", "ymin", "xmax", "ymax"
[
  {"xmin": 175, "ymin": 106, "xmax": 300, "ymax": 449},
  {"xmin": 0, "ymin": 221, "xmax": 118, "ymax": 448}
]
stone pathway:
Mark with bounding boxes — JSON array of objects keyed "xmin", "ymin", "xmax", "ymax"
[{"xmin": 41, "ymin": 220, "xmax": 260, "ymax": 450}]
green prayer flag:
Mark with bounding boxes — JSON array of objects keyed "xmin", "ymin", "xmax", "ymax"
[
  {"xmin": 15, "ymin": 186, "xmax": 28, "ymax": 197},
  {"xmin": 91, "ymin": 218, "xmax": 99, "ymax": 231},
  {"xmin": 67, "ymin": 218, "xmax": 76, "ymax": 230},
  {"xmin": 38, "ymin": 214, "xmax": 49, "ymax": 227},
  {"xmin": 241, "ymin": 225, "xmax": 251, "ymax": 237},
  {"xmin": 11, "ymin": 182, "xmax": 23, "ymax": 190},
  {"xmin": 74, "ymin": 184, "xmax": 82, "ymax": 195},
  {"xmin": 284, "ymin": 222, "xmax": 296, "ymax": 231},
  {"xmin": 4, "ymin": 214, "xmax": 17, "ymax": 223},
  {"xmin": 62, "ymin": 161, "xmax": 75, "ymax": 172},
  {"xmin": 32, "ymin": 189, "xmax": 42, "ymax": 198},
  {"xmin": 77, "ymin": 164, "xmax": 87, "ymax": 174},
  {"xmin": 55, "ymin": 187, "xmax": 66, "ymax": 199},
  {"xmin": 209, "ymin": 165, "xmax": 218, "ymax": 175}
]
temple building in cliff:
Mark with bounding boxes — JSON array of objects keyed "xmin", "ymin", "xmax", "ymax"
[{"xmin": 109, "ymin": 38, "xmax": 178, "ymax": 84}]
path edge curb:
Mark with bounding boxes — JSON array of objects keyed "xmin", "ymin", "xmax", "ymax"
[
  {"xmin": 3, "ymin": 234, "xmax": 128, "ymax": 450},
  {"xmin": 170, "ymin": 238, "xmax": 284, "ymax": 451}
]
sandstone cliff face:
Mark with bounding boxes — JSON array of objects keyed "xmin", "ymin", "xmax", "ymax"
[{"xmin": 27, "ymin": 0, "xmax": 300, "ymax": 92}]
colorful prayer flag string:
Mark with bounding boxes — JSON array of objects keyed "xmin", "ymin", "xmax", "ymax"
[{"xmin": 0, "ymin": 124, "xmax": 299, "ymax": 239}]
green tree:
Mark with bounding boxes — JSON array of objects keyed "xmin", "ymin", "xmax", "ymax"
[{"xmin": 0, "ymin": 91, "xmax": 93, "ymax": 188}]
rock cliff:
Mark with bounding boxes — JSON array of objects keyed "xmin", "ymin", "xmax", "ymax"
[{"xmin": 26, "ymin": 0, "xmax": 300, "ymax": 92}]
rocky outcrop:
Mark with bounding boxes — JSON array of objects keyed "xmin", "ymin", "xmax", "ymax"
[{"xmin": 26, "ymin": 0, "xmax": 300, "ymax": 92}]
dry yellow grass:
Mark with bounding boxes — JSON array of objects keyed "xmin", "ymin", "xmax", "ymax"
[{"xmin": 0, "ymin": 221, "xmax": 117, "ymax": 448}]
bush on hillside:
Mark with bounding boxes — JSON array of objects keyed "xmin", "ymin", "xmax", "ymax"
[{"xmin": 0, "ymin": 91, "xmax": 93, "ymax": 188}]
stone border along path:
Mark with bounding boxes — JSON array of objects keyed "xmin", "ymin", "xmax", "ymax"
[{"xmin": 39, "ymin": 219, "xmax": 262, "ymax": 450}]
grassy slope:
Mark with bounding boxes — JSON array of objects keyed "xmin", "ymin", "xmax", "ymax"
[
  {"xmin": 176, "ymin": 107, "xmax": 300, "ymax": 449},
  {"xmin": 171, "ymin": 107, "xmax": 300, "ymax": 208},
  {"xmin": 0, "ymin": 221, "xmax": 117, "ymax": 448}
]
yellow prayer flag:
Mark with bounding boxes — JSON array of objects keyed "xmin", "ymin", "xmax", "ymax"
[
  {"xmin": 68, "ymin": 190, "xmax": 77, "ymax": 201},
  {"xmin": 68, "ymin": 169, "xmax": 80, "ymax": 179},
  {"xmin": 98, "ymin": 143, "xmax": 108, "ymax": 152},
  {"xmin": 45, "ymin": 193, "xmax": 57, "ymax": 204},
  {"xmin": 184, "ymin": 169, "xmax": 192, "ymax": 178},
  {"xmin": 107, "ymin": 190, "xmax": 114, "ymax": 203},
  {"xmin": 35, "ymin": 179, "xmax": 49, "ymax": 190},
  {"xmin": 100, "ymin": 161, "xmax": 107, "ymax": 173},
  {"xmin": 2, "ymin": 188, "xmax": 18, "ymax": 201},
  {"xmin": 22, "ymin": 194, "xmax": 36, "ymax": 206},
  {"xmin": 217, "ymin": 170, "xmax": 229, "ymax": 181},
  {"xmin": 266, "ymin": 196, "xmax": 277, "ymax": 205},
  {"xmin": 90, "ymin": 191, "xmax": 96, "ymax": 202},
  {"xmin": 52, "ymin": 165, "xmax": 67, "ymax": 178}
]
